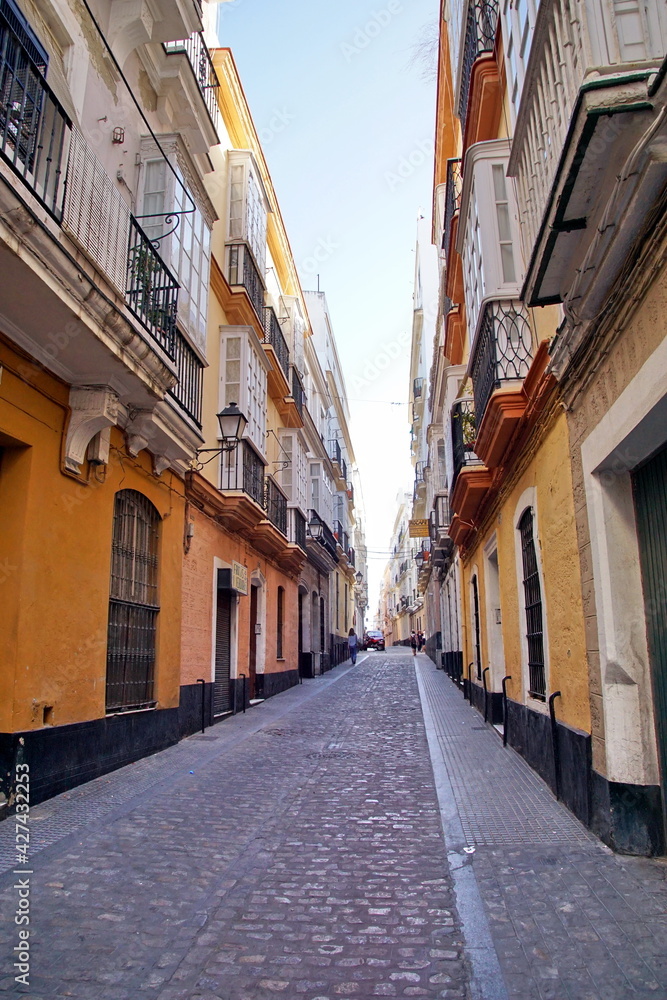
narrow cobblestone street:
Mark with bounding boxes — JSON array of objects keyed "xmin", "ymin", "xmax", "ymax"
[{"xmin": 1, "ymin": 651, "xmax": 666, "ymax": 1000}]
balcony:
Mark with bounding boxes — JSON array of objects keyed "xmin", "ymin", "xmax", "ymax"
[
  {"xmin": 458, "ymin": 0, "xmax": 499, "ymax": 138},
  {"xmin": 263, "ymin": 306, "xmax": 290, "ymax": 379},
  {"xmin": 308, "ymin": 509, "xmax": 339, "ymax": 563},
  {"xmin": 413, "ymin": 377, "xmax": 424, "ymax": 398},
  {"xmin": 468, "ymin": 300, "xmax": 533, "ymax": 461},
  {"xmin": 264, "ymin": 477, "xmax": 287, "ymax": 536},
  {"xmin": 429, "ymin": 494, "xmax": 453, "ymax": 567},
  {"xmin": 163, "ymin": 32, "xmax": 219, "ymax": 128},
  {"xmin": 288, "ymin": 507, "xmax": 307, "ymax": 551},
  {"xmin": 226, "ymin": 243, "xmax": 265, "ymax": 320},
  {"xmin": 221, "ymin": 440, "xmax": 265, "ymax": 507},
  {"xmin": 442, "ymin": 158, "xmax": 462, "ymax": 262},
  {"xmin": 451, "ymin": 399, "xmax": 482, "ymax": 486},
  {"xmin": 450, "ymin": 399, "xmax": 492, "ymax": 544},
  {"xmin": 329, "ymin": 439, "xmax": 342, "ymax": 468},
  {"xmin": 289, "ymin": 365, "xmax": 305, "ymax": 418},
  {"xmin": 0, "ymin": 8, "xmax": 71, "ymax": 218},
  {"xmin": 127, "ymin": 217, "xmax": 179, "ymax": 359},
  {"xmin": 168, "ymin": 329, "xmax": 204, "ymax": 426},
  {"xmin": 333, "ymin": 518, "xmax": 343, "ymax": 541},
  {"xmin": 508, "ymin": 0, "xmax": 667, "ymax": 312}
]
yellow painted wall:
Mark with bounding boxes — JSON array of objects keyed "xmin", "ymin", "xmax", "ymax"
[
  {"xmin": 0, "ymin": 338, "xmax": 184, "ymax": 734},
  {"xmin": 460, "ymin": 410, "xmax": 590, "ymax": 733}
]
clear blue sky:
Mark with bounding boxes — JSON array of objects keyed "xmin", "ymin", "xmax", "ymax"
[{"xmin": 217, "ymin": 0, "xmax": 439, "ymax": 618}]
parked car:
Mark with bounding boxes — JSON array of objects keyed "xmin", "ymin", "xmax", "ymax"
[{"xmin": 363, "ymin": 630, "xmax": 385, "ymax": 651}]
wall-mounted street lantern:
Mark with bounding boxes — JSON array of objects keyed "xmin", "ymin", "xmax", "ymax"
[
  {"xmin": 196, "ymin": 402, "xmax": 247, "ymax": 466},
  {"xmin": 355, "ymin": 571, "xmax": 363, "ymax": 586},
  {"xmin": 415, "ymin": 552, "xmax": 424, "ymax": 570},
  {"xmin": 307, "ymin": 514, "xmax": 324, "ymax": 541}
]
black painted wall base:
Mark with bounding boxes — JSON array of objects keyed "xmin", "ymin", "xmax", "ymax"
[
  {"xmin": 502, "ymin": 696, "xmax": 664, "ymax": 855},
  {"xmin": 590, "ymin": 771, "xmax": 664, "ymax": 857},
  {"xmin": 179, "ymin": 682, "xmax": 214, "ymax": 738},
  {"xmin": 0, "ymin": 708, "xmax": 181, "ymax": 814}
]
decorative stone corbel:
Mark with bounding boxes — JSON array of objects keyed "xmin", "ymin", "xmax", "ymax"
[
  {"xmin": 125, "ymin": 410, "xmax": 155, "ymax": 458},
  {"xmin": 152, "ymin": 454, "xmax": 172, "ymax": 477},
  {"xmin": 65, "ymin": 387, "xmax": 119, "ymax": 474},
  {"xmin": 107, "ymin": 0, "xmax": 154, "ymax": 66}
]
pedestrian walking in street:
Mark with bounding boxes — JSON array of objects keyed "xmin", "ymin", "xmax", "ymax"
[
  {"xmin": 410, "ymin": 631, "xmax": 418, "ymax": 656},
  {"xmin": 418, "ymin": 630, "xmax": 426, "ymax": 651},
  {"xmin": 348, "ymin": 627, "xmax": 358, "ymax": 665}
]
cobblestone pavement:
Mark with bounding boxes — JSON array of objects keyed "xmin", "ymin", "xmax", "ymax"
[
  {"xmin": 1, "ymin": 651, "xmax": 667, "ymax": 1000},
  {"xmin": 0, "ymin": 654, "xmax": 470, "ymax": 1000},
  {"xmin": 416, "ymin": 658, "xmax": 667, "ymax": 1000}
]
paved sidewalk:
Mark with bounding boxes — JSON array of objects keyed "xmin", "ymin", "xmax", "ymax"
[
  {"xmin": 0, "ymin": 655, "xmax": 469, "ymax": 1000},
  {"xmin": 416, "ymin": 657, "xmax": 667, "ymax": 1000}
]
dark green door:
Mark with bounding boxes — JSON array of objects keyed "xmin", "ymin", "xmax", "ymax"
[{"xmin": 633, "ymin": 444, "xmax": 667, "ymax": 828}]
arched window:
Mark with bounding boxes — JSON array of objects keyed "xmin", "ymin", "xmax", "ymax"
[
  {"xmin": 518, "ymin": 507, "xmax": 546, "ymax": 700},
  {"xmin": 277, "ymin": 586, "xmax": 284, "ymax": 659},
  {"xmin": 106, "ymin": 490, "xmax": 160, "ymax": 712}
]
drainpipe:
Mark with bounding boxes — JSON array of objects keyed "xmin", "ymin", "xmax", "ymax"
[
  {"xmin": 482, "ymin": 667, "xmax": 490, "ymax": 723},
  {"xmin": 548, "ymin": 691, "xmax": 562, "ymax": 800},
  {"xmin": 197, "ymin": 678, "xmax": 206, "ymax": 734},
  {"xmin": 501, "ymin": 676, "xmax": 512, "ymax": 747},
  {"xmin": 466, "ymin": 662, "xmax": 474, "ymax": 703},
  {"xmin": 240, "ymin": 674, "xmax": 247, "ymax": 713}
]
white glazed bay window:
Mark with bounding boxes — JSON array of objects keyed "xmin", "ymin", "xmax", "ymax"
[
  {"xmin": 457, "ymin": 140, "xmax": 524, "ymax": 344},
  {"xmin": 141, "ymin": 155, "xmax": 212, "ymax": 354},
  {"xmin": 501, "ymin": 0, "xmax": 540, "ymax": 121},
  {"xmin": 279, "ymin": 431, "xmax": 308, "ymax": 512},
  {"xmin": 310, "ymin": 461, "xmax": 334, "ymax": 528},
  {"xmin": 227, "ymin": 150, "xmax": 268, "ymax": 273},
  {"xmin": 219, "ymin": 326, "xmax": 269, "ymax": 455}
]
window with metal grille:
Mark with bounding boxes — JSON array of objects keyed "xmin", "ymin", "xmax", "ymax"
[
  {"xmin": 106, "ymin": 490, "xmax": 160, "ymax": 712},
  {"xmin": 277, "ymin": 586, "xmax": 284, "ymax": 659},
  {"xmin": 519, "ymin": 507, "xmax": 546, "ymax": 699}
]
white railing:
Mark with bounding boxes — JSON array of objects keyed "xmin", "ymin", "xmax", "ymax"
[{"xmin": 508, "ymin": 0, "xmax": 666, "ymax": 261}]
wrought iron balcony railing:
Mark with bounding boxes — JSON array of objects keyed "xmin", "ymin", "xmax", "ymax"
[
  {"xmin": 413, "ymin": 377, "xmax": 424, "ymax": 398},
  {"xmin": 127, "ymin": 217, "xmax": 178, "ymax": 358},
  {"xmin": 333, "ymin": 519, "xmax": 343, "ymax": 541},
  {"xmin": 341, "ymin": 531, "xmax": 349, "ymax": 554},
  {"xmin": 470, "ymin": 300, "xmax": 533, "ymax": 428},
  {"xmin": 442, "ymin": 158, "xmax": 462, "ymax": 256},
  {"xmin": 226, "ymin": 242, "xmax": 265, "ymax": 319},
  {"xmin": 262, "ymin": 306, "xmax": 290, "ymax": 378},
  {"xmin": 0, "ymin": 5, "xmax": 70, "ymax": 217},
  {"xmin": 168, "ymin": 329, "xmax": 203, "ymax": 426},
  {"xmin": 288, "ymin": 507, "xmax": 307, "ymax": 551},
  {"xmin": 329, "ymin": 438, "xmax": 342, "ymax": 467},
  {"xmin": 221, "ymin": 440, "xmax": 265, "ymax": 507},
  {"xmin": 163, "ymin": 31, "xmax": 219, "ymax": 126},
  {"xmin": 290, "ymin": 365, "xmax": 305, "ymax": 417},
  {"xmin": 341, "ymin": 457, "xmax": 347, "ymax": 482},
  {"xmin": 348, "ymin": 546, "xmax": 355, "ymax": 567},
  {"xmin": 415, "ymin": 461, "xmax": 427, "ymax": 483},
  {"xmin": 458, "ymin": 0, "xmax": 499, "ymax": 133},
  {"xmin": 308, "ymin": 508, "xmax": 338, "ymax": 561},
  {"xmin": 264, "ymin": 477, "xmax": 287, "ymax": 535},
  {"xmin": 451, "ymin": 398, "xmax": 482, "ymax": 486}
]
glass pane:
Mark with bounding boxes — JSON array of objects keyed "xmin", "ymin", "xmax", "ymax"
[
  {"xmin": 492, "ymin": 163, "xmax": 507, "ymax": 202},
  {"xmin": 496, "ymin": 201, "xmax": 512, "ymax": 242},
  {"xmin": 500, "ymin": 243, "xmax": 516, "ymax": 283}
]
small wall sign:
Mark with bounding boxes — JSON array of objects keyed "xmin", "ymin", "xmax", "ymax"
[{"xmin": 232, "ymin": 561, "xmax": 248, "ymax": 595}]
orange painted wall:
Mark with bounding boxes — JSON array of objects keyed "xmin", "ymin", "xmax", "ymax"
[
  {"xmin": 181, "ymin": 502, "xmax": 299, "ymax": 686},
  {"xmin": 0, "ymin": 337, "xmax": 185, "ymax": 733}
]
